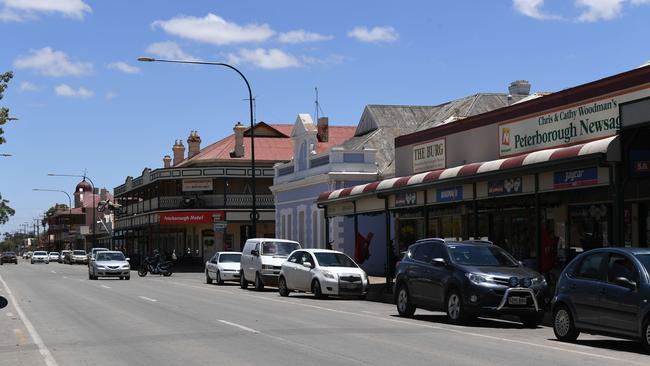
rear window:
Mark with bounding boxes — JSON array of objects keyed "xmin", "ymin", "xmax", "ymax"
[{"xmin": 219, "ymin": 254, "xmax": 241, "ymax": 263}]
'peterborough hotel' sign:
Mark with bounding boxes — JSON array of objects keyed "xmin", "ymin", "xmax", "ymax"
[{"xmin": 499, "ymin": 86, "xmax": 650, "ymax": 157}]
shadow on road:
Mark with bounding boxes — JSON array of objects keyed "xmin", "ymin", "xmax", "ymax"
[
  {"xmin": 390, "ymin": 313, "xmax": 529, "ymax": 329},
  {"xmin": 549, "ymin": 338, "xmax": 647, "ymax": 355}
]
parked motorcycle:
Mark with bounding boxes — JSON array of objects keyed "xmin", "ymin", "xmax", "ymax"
[{"xmin": 138, "ymin": 260, "xmax": 173, "ymax": 277}]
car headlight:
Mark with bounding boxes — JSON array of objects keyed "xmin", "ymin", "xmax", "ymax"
[
  {"xmin": 466, "ymin": 273, "xmax": 496, "ymax": 285},
  {"xmin": 531, "ymin": 275, "xmax": 547, "ymax": 286},
  {"xmin": 121, "ymin": 265, "xmax": 130, "ymax": 269},
  {"xmin": 322, "ymin": 270, "xmax": 336, "ymax": 279},
  {"xmin": 362, "ymin": 271, "xmax": 369, "ymax": 283}
]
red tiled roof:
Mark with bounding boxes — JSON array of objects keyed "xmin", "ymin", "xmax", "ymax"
[{"xmin": 178, "ymin": 124, "xmax": 356, "ymax": 166}]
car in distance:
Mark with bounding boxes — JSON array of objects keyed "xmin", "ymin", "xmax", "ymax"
[
  {"xmin": 394, "ymin": 239, "xmax": 549, "ymax": 327},
  {"xmin": 70, "ymin": 250, "xmax": 88, "ymax": 264},
  {"xmin": 552, "ymin": 247, "xmax": 650, "ymax": 353},
  {"xmin": 31, "ymin": 251, "xmax": 50, "ymax": 264},
  {"xmin": 88, "ymin": 251, "xmax": 131, "ymax": 280},
  {"xmin": 48, "ymin": 252, "xmax": 60, "ymax": 262},
  {"xmin": 279, "ymin": 249, "xmax": 369, "ymax": 299},
  {"xmin": 1, "ymin": 251, "xmax": 18, "ymax": 265},
  {"xmin": 59, "ymin": 250, "xmax": 71, "ymax": 263},
  {"xmin": 240, "ymin": 238, "xmax": 301, "ymax": 291},
  {"xmin": 23, "ymin": 251, "xmax": 33, "ymax": 260},
  {"xmin": 205, "ymin": 252, "xmax": 241, "ymax": 285}
]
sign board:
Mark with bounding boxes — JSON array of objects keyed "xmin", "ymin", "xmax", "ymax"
[
  {"xmin": 213, "ymin": 221, "xmax": 227, "ymax": 232},
  {"xmin": 160, "ymin": 211, "xmax": 225, "ymax": 225},
  {"xmin": 553, "ymin": 167, "xmax": 598, "ymax": 189},
  {"xmin": 182, "ymin": 178, "xmax": 213, "ymax": 192},
  {"xmin": 79, "ymin": 225, "xmax": 90, "ymax": 235},
  {"xmin": 499, "ymin": 87, "xmax": 650, "ymax": 157},
  {"xmin": 395, "ymin": 192, "xmax": 418, "ymax": 207},
  {"xmin": 413, "ymin": 138, "xmax": 446, "ymax": 173},
  {"xmin": 488, "ymin": 177, "xmax": 522, "ymax": 197},
  {"xmin": 436, "ymin": 187, "xmax": 463, "ymax": 202},
  {"xmin": 630, "ymin": 150, "xmax": 650, "ymax": 177},
  {"xmin": 326, "ymin": 203, "xmax": 354, "ymax": 217}
]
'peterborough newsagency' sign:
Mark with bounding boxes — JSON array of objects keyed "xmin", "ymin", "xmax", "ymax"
[
  {"xmin": 499, "ymin": 87, "xmax": 650, "ymax": 157},
  {"xmin": 413, "ymin": 138, "xmax": 445, "ymax": 172}
]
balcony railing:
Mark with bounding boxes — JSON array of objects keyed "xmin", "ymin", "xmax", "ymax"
[{"xmin": 118, "ymin": 194, "xmax": 274, "ymax": 216}]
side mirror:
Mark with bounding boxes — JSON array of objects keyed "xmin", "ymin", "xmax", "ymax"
[
  {"xmin": 431, "ymin": 258, "xmax": 447, "ymax": 267},
  {"xmin": 615, "ymin": 277, "xmax": 637, "ymax": 290},
  {"xmin": 303, "ymin": 262, "xmax": 313, "ymax": 269},
  {"xmin": 251, "ymin": 250, "xmax": 259, "ymax": 257},
  {"xmin": 125, "ymin": 258, "xmax": 130, "ymax": 262}
]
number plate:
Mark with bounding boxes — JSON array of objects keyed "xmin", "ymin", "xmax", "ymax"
[
  {"xmin": 508, "ymin": 296, "xmax": 527, "ymax": 305},
  {"xmin": 341, "ymin": 283, "xmax": 360, "ymax": 290}
]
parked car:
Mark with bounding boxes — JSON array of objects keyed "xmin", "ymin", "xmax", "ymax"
[
  {"xmin": 1, "ymin": 251, "xmax": 18, "ymax": 264},
  {"xmin": 23, "ymin": 251, "xmax": 33, "ymax": 260},
  {"xmin": 59, "ymin": 250, "xmax": 71, "ymax": 263},
  {"xmin": 48, "ymin": 252, "xmax": 60, "ymax": 262},
  {"xmin": 70, "ymin": 250, "xmax": 88, "ymax": 264},
  {"xmin": 31, "ymin": 251, "xmax": 49, "ymax": 264},
  {"xmin": 278, "ymin": 249, "xmax": 369, "ymax": 299},
  {"xmin": 552, "ymin": 247, "xmax": 650, "ymax": 352},
  {"xmin": 205, "ymin": 252, "xmax": 241, "ymax": 285},
  {"xmin": 88, "ymin": 251, "xmax": 131, "ymax": 280},
  {"xmin": 88, "ymin": 247, "xmax": 110, "ymax": 265},
  {"xmin": 240, "ymin": 238, "xmax": 301, "ymax": 290},
  {"xmin": 394, "ymin": 239, "xmax": 549, "ymax": 327}
]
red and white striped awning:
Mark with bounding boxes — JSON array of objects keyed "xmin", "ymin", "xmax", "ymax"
[{"xmin": 318, "ymin": 135, "xmax": 618, "ymax": 203}]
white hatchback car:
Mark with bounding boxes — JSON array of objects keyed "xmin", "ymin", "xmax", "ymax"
[
  {"xmin": 205, "ymin": 252, "xmax": 241, "ymax": 285},
  {"xmin": 278, "ymin": 249, "xmax": 369, "ymax": 299}
]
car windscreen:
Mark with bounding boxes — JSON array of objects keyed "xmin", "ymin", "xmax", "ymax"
[
  {"xmin": 73, "ymin": 250, "xmax": 86, "ymax": 255},
  {"xmin": 262, "ymin": 241, "xmax": 300, "ymax": 256},
  {"xmin": 96, "ymin": 252, "xmax": 125, "ymax": 261},
  {"xmin": 635, "ymin": 254, "xmax": 650, "ymax": 275},
  {"xmin": 314, "ymin": 252, "xmax": 358, "ymax": 268},
  {"xmin": 34, "ymin": 251, "xmax": 47, "ymax": 255},
  {"xmin": 447, "ymin": 245, "xmax": 519, "ymax": 267},
  {"xmin": 219, "ymin": 254, "xmax": 241, "ymax": 263},
  {"xmin": 4, "ymin": 252, "xmax": 15, "ymax": 255},
  {"xmin": 49, "ymin": 253, "xmax": 59, "ymax": 256}
]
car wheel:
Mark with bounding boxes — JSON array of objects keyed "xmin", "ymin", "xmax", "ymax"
[
  {"xmin": 553, "ymin": 305, "xmax": 580, "ymax": 342},
  {"xmin": 312, "ymin": 279, "xmax": 326, "ymax": 299},
  {"xmin": 254, "ymin": 273, "xmax": 264, "ymax": 291},
  {"xmin": 396, "ymin": 284, "xmax": 415, "ymax": 318},
  {"xmin": 446, "ymin": 289, "xmax": 468, "ymax": 324},
  {"xmin": 216, "ymin": 271, "xmax": 224, "ymax": 285},
  {"xmin": 206, "ymin": 270, "xmax": 213, "ymax": 285},
  {"xmin": 521, "ymin": 313, "xmax": 542, "ymax": 328},
  {"xmin": 642, "ymin": 317, "xmax": 650, "ymax": 354},
  {"xmin": 278, "ymin": 276, "xmax": 290, "ymax": 297},
  {"xmin": 239, "ymin": 271, "xmax": 248, "ymax": 289}
]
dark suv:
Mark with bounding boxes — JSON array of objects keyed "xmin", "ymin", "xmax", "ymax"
[
  {"xmin": 552, "ymin": 248, "xmax": 650, "ymax": 352},
  {"xmin": 394, "ymin": 239, "xmax": 549, "ymax": 327}
]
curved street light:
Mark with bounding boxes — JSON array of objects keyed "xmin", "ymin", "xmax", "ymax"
[
  {"xmin": 137, "ymin": 56, "xmax": 258, "ymax": 238},
  {"xmin": 32, "ymin": 188, "xmax": 73, "ymax": 251}
]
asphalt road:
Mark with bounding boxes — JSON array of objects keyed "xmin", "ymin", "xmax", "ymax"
[{"xmin": 0, "ymin": 260, "xmax": 648, "ymax": 366}]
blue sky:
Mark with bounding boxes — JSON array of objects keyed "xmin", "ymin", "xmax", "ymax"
[{"xmin": 1, "ymin": 0, "xmax": 650, "ymax": 235}]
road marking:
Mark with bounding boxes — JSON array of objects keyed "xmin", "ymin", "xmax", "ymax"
[
  {"xmin": 50, "ymin": 271, "xmax": 56, "ymax": 274},
  {"xmin": 100, "ymin": 285, "xmax": 111, "ymax": 289},
  {"xmin": 361, "ymin": 311, "xmax": 380, "ymax": 315},
  {"xmin": 218, "ymin": 319, "xmax": 259, "ymax": 333},
  {"xmin": 63, "ymin": 276, "xmax": 68, "ymax": 279},
  {"xmin": 0, "ymin": 274, "xmax": 59, "ymax": 366},
  {"xmin": 7, "ymin": 312, "xmax": 14, "ymax": 317},
  {"xmin": 138, "ymin": 296, "xmax": 157, "ymax": 302}
]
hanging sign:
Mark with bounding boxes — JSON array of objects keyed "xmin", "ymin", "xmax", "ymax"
[
  {"xmin": 553, "ymin": 167, "xmax": 598, "ymax": 189},
  {"xmin": 436, "ymin": 187, "xmax": 463, "ymax": 202},
  {"xmin": 182, "ymin": 178, "xmax": 213, "ymax": 192}
]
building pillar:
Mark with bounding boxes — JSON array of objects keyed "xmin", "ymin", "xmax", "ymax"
[
  {"xmin": 535, "ymin": 174, "xmax": 542, "ymax": 272},
  {"xmin": 324, "ymin": 206, "xmax": 331, "ymax": 250},
  {"xmin": 384, "ymin": 198, "xmax": 393, "ymax": 291}
]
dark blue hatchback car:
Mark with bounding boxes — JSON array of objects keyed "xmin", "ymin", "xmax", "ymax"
[{"xmin": 552, "ymin": 248, "xmax": 650, "ymax": 352}]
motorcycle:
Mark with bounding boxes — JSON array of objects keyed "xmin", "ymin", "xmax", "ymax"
[{"xmin": 138, "ymin": 259, "xmax": 173, "ymax": 277}]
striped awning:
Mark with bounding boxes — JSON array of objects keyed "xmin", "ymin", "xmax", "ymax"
[{"xmin": 318, "ymin": 135, "xmax": 619, "ymax": 203}]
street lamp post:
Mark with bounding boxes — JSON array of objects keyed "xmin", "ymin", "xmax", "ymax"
[
  {"xmin": 137, "ymin": 56, "xmax": 258, "ymax": 238},
  {"xmin": 33, "ymin": 189, "xmax": 73, "ymax": 251},
  {"xmin": 48, "ymin": 173, "xmax": 97, "ymax": 249}
]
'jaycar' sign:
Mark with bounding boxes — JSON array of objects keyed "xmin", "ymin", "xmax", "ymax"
[
  {"xmin": 553, "ymin": 167, "xmax": 598, "ymax": 189},
  {"xmin": 437, "ymin": 187, "xmax": 463, "ymax": 202}
]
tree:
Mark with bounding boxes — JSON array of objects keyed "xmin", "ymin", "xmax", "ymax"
[{"xmin": 0, "ymin": 71, "xmax": 14, "ymax": 224}]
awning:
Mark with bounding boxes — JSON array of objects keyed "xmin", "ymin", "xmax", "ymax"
[{"xmin": 318, "ymin": 135, "xmax": 619, "ymax": 204}]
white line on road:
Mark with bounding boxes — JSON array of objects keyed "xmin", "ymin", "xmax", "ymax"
[
  {"xmin": 361, "ymin": 311, "xmax": 380, "ymax": 315},
  {"xmin": 62, "ymin": 276, "xmax": 68, "ymax": 279},
  {"xmin": 50, "ymin": 271, "xmax": 56, "ymax": 274},
  {"xmin": 218, "ymin": 319, "xmax": 259, "ymax": 333},
  {"xmin": 0, "ymin": 274, "xmax": 59, "ymax": 366},
  {"xmin": 100, "ymin": 285, "xmax": 111, "ymax": 289},
  {"xmin": 138, "ymin": 296, "xmax": 157, "ymax": 302},
  {"xmin": 7, "ymin": 312, "xmax": 14, "ymax": 317}
]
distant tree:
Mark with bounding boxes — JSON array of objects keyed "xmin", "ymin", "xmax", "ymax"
[{"xmin": 0, "ymin": 71, "xmax": 14, "ymax": 224}]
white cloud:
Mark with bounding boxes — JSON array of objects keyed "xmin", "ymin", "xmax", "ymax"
[
  {"xmin": 227, "ymin": 48, "xmax": 300, "ymax": 69},
  {"xmin": 107, "ymin": 61, "xmax": 141, "ymax": 74},
  {"xmin": 55, "ymin": 84, "xmax": 94, "ymax": 98},
  {"xmin": 19, "ymin": 81, "xmax": 39, "ymax": 92},
  {"xmin": 145, "ymin": 41, "xmax": 200, "ymax": 61},
  {"xmin": 347, "ymin": 26, "xmax": 399, "ymax": 43},
  {"xmin": 302, "ymin": 54, "xmax": 347, "ymax": 66},
  {"xmin": 105, "ymin": 91, "xmax": 117, "ymax": 100},
  {"xmin": 0, "ymin": 0, "xmax": 91, "ymax": 21},
  {"xmin": 152, "ymin": 13, "xmax": 274, "ymax": 45},
  {"xmin": 576, "ymin": 0, "xmax": 624, "ymax": 21},
  {"xmin": 278, "ymin": 30, "xmax": 333, "ymax": 44},
  {"xmin": 513, "ymin": 0, "xmax": 563, "ymax": 20},
  {"xmin": 14, "ymin": 47, "xmax": 92, "ymax": 77}
]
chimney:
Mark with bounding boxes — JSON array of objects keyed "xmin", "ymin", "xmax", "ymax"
[
  {"xmin": 187, "ymin": 130, "xmax": 202, "ymax": 159},
  {"xmin": 508, "ymin": 80, "xmax": 531, "ymax": 96},
  {"xmin": 230, "ymin": 122, "xmax": 246, "ymax": 158},
  {"xmin": 317, "ymin": 117, "xmax": 329, "ymax": 142},
  {"xmin": 172, "ymin": 140, "xmax": 185, "ymax": 166},
  {"xmin": 163, "ymin": 155, "xmax": 172, "ymax": 168}
]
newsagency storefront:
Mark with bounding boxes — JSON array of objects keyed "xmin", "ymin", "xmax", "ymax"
[{"xmin": 319, "ymin": 65, "xmax": 650, "ymax": 284}]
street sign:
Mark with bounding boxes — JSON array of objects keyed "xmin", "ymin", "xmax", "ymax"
[{"xmin": 213, "ymin": 221, "xmax": 227, "ymax": 233}]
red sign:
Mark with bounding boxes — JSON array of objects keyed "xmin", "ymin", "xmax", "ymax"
[
  {"xmin": 634, "ymin": 161, "xmax": 650, "ymax": 173},
  {"xmin": 159, "ymin": 211, "xmax": 225, "ymax": 225}
]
